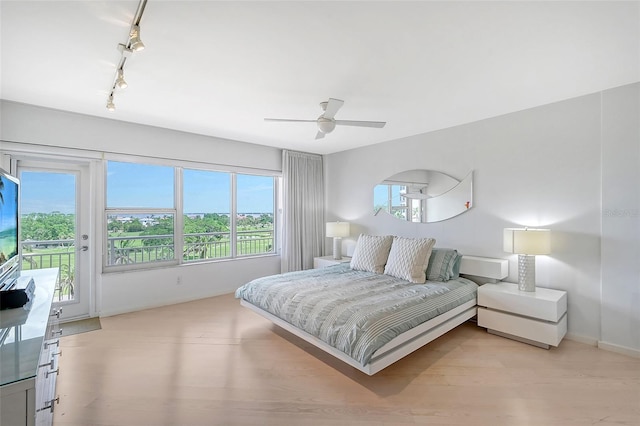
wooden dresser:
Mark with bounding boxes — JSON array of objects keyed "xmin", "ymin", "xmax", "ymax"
[{"xmin": 0, "ymin": 268, "xmax": 61, "ymax": 426}]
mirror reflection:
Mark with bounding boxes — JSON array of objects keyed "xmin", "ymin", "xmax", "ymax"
[{"xmin": 374, "ymin": 170, "xmax": 473, "ymax": 223}]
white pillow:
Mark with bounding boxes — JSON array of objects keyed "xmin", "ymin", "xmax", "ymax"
[
  {"xmin": 384, "ymin": 237, "xmax": 436, "ymax": 283},
  {"xmin": 350, "ymin": 234, "xmax": 394, "ymax": 274}
]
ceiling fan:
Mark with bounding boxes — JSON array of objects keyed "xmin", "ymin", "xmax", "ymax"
[{"xmin": 264, "ymin": 98, "xmax": 386, "ymax": 139}]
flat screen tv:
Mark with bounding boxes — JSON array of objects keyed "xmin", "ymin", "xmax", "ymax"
[{"xmin": 0, "ymin": 168, "xmax": 20, "ymax": 290}]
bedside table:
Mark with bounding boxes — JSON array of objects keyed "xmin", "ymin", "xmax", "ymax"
[
  {"xmin": 313, "ymin": 256, "xmax": 351, "ymax": 269},
  {"xmin": 477, "ymin": 282, "xmax": 567, "ymax": 349}
]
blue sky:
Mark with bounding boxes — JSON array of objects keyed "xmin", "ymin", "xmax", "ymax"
[
  {"xmin": 21, "ymin": 172, "xmax": 76, "ymax": 215},
  {"xmin": 373, "ymin": 184, "xmax": 404, "ymax": 208},
  {"xmin": 20, "ymin": 162, "xmax": 274, "ymax": 215}
]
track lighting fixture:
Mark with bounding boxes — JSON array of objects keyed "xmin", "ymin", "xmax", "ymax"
[
  {"xmin": 105, "ymin": 0, "xmax": 147, "ymax": 111},
  {"xmin": 117, "ymin": 43, "xmax": 133, "ymax": 56},
  {"xmin": 116, "ymin": 69, "xmax": 128, "ymax": 89},
  {"xmin": 106, "ymin": 94, "xmax": 116, "ymax": 111},
  {"xmin": 129, "ymin": 25, "xmax": 145, "ymax": 51}
]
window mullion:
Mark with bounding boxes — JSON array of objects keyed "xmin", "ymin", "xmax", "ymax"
[
  {"xmin": 230, "ymin": 173, "xmax": 237, "ymax": 257},
  {"xmin": 175, "ymin": 167, "xmax": 184, "ymax": 264}
]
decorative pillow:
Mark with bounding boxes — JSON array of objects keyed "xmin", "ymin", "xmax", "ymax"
[
  {"xmin": 450, "ymin": 251, "xmax": 463, "ymax": 279},
  {"xmin": 350, "ymin": 234, "xmax": 394, "ymax": 274},
  {"xmin": 426, "ymin": 248, "xmax": 462, "ymax": 281},
  {"xmin": 383, "ymin": 237, "xmax": 436, "ymax": 283}
]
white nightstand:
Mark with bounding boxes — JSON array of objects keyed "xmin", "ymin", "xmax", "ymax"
[
  {"xmin": 313, "ymin": 255, "xmax": 351, "ymax": 269},
  {"xmin": 477, "ymin": 282, "xmax": 567, "ymax": 349}
]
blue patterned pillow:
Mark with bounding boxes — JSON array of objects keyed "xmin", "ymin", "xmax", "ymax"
[
  {"xmin": 426, "ymin": 248, "xmax": 460, "ymax": 281},
  {"xmin": 450, "ymin": 252, "xmax": 463, "ymax": 279}
]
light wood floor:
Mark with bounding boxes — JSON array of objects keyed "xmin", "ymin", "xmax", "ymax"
[{"xmin": 54, "ymin": 293, "xmax": 640, "ymax": 426}]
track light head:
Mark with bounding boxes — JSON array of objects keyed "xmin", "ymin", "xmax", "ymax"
[
  {"xmin": 129, "ymin": 25, "xmax": 145, "ymax": 51},
  {"xmin": 116, "ymin": 69, "xmax": 128, "ymax": 89},
  {"xmin": 106, "ymin": 95, "xmax": 116, "ymax": 111},
  {"xmin": 107, "ymin": 0, "xmax": 146, "ymax": 110}
]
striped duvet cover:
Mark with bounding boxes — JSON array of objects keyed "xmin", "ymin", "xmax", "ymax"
[{"xmin": 235, "ymin": 264, "xmax": 478, "ymax": 365}]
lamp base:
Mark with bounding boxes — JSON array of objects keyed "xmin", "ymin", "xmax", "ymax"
[
  {"xmin": 517, "ymin": 254, "xmax": 536, "ymax": 292},
  {"xmin": 332, "ymin": 237, "xmax": 342, "ymax": 260}
]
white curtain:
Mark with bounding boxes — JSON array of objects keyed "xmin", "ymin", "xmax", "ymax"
[{"xmin": 281, "ymin": 150, "xmax": 324, "ymax": 272}]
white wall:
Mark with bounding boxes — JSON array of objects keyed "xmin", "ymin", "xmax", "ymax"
[
  {"xmin": 325, "ymin": 83, "xmax": 640, "ymax": 353},
  {"xmin": 600, "ymin": 84, "xmax": 640, "ymax": 355},
  {"xmin": 1, "ymin": 101, "xmax": 282, "ymax": 317},
  {"xmin": 1, "ymin": 101, "xmax": 282, "ymax": 172}
]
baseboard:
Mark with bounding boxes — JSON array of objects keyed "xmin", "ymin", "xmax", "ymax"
[
  {"xmin": 564, "ymin": 332, "xmax": 598, "ymax": 346},
  {"xmin": 597, "ymin": 341, "xmax": 640, "ymax": 359},
  {"xmin": 539, "ymin": 333, "xmax": 639, "ymax": 359}
]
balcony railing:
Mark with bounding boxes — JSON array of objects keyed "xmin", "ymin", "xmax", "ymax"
[
  {"xmin": 21, "ymin": 229, "xmax": 274, "ymax": 301},
  {"xmin": 107, "ymin": 230, "xmax": 273, "ymax": 264},
  {"xmin": 21, "ymin": 239, "xmax": 75, "ymax": 302}
]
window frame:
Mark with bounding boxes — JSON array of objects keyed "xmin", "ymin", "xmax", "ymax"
[
  {"xmin": 103, "ymin": 159, "xmax": 279, "ymax": 273},
  {"xmin": 234, "ymin": 172, "xmax": 277, "ymax": 259}
]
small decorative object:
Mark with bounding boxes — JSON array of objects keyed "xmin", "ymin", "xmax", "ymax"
[
  {"xmin": 326, "ymin": 222, "xmax": 350, "ymax": 260},
  {"xmin": 503, "ymin": 228, "xmax": 551, "ymax": 292}
]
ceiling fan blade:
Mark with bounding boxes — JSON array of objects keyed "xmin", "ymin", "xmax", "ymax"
[
  {"xmin": 323, "ymin": 98, "xmax": 344, "ymax": 119},
  {"xmin": 264, "ymin": 118, "xmax": 317, "ymax": 123},
  {"xmin": 315, "ymin": 130, "xmax": 325, "ymax": 140},
  {"xmin": 334, "ymin": 120, "xmax": 386, "ymax": 128}
]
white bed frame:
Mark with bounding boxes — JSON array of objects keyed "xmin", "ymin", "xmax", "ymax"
[{"xmin": 240, "ymin": 255, "xmax": 508, "ymax": 375}]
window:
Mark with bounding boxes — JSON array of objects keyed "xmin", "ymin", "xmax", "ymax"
[
  {"xmin": 106, "ymin": 161, "xmax": 176, "ymax": 268},
  {"xmin": 183, "ymin": 169, "xmax": 231, "ymax": 261},
  {"xmin": 236, "ymin": 174, "xmax": 275, "ymax": 256},
  {"xmin": 105, "ymin": 160, "xmax": 278, "ymax": 271}
]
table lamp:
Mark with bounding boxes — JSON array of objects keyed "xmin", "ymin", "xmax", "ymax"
[
  {"xmin": 326, "ymin": 222, "xmax": 350, "ymax": 260},
  {"xmin": 503, "ymin": 228, "xmax": 551, "ymax": 292}
]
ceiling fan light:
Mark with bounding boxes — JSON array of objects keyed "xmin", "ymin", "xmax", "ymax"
[{"xmin": 317, "ymin": 118, "xmax": 336, "ymax": 134}]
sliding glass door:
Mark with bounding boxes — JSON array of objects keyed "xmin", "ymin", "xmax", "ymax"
[{"xmin": 18, "ymin": 160, "xmax": 91, "ymax": 320}]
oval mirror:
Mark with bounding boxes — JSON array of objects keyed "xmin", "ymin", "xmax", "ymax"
[{"xmin": 373, "ymin": 170, "xmax": 473, "ymax": 223}]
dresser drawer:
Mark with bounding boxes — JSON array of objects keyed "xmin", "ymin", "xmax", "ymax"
[
  {"xmin": 35, "ymin": 354, "xmax": 58, "ymax": 425},
  {"xmin": 36, "ymin": 312, "xmax": 62, "ymax": 424}
]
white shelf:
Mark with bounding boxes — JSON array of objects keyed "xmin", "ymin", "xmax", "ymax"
[
  {"xmin": 459, "ymin": 256, "xmax": 508, "ymax": 281},
  {"xmin": 313, "ymin": 256, "xmax": 351, "ymax": 269}
]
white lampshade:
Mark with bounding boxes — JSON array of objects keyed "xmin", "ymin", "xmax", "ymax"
[
  {"xmin": 504, "ymin": 228, "xmax": 551, "ymax": 255},
  {"xmin": 326, "ymin": 222, "xmax": 350, "ymax": 238}
]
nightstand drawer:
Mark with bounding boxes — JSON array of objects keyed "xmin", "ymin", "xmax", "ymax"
[
  {"xmin": 478, "ymin": 283, "xmax": 567, "ymax": 322},
  {"xmin": 478, "ymin": 307, "xmax": 567, "ymax": 347}
]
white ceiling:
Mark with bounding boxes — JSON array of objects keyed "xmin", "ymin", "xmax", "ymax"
[{"xmin": 1, "ymin": 1, "xmax": 638, "ymax": 155}]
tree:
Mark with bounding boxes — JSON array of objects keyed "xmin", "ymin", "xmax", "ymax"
[
  {"xmin": 21, "ymin": 212, "xmax": 75, "ymax": 241},
  {"xmin": 124, "ymin": 218, "xmax": 143, "ymax": 233},
  {"xmin": 140, "ymin": 216, "xmax": 174, "ymax": 248},
  {"xmin": 0, "ymin": 176, "xmax": 4, "ymax": 205}
]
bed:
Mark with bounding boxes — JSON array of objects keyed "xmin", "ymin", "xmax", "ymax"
[{"xmin": 236, "ymin": 235, "xmax": 508, "ymax": 375}]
